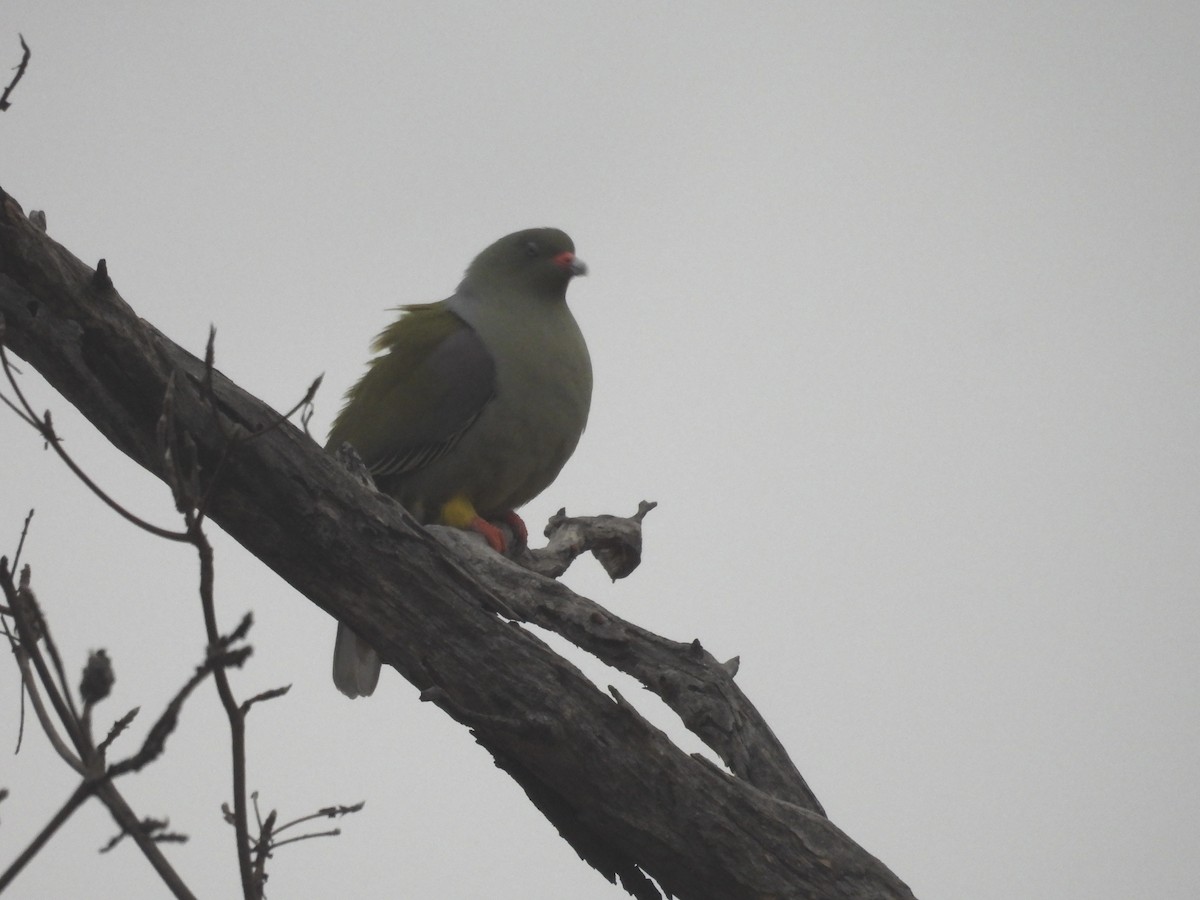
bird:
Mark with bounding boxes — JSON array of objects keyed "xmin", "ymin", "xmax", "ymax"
[{"xmin": 327, "ymin": 227, "xmax": 593, "ymax": 697}]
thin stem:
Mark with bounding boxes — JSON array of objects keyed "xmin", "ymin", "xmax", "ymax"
[
  {"xmin": 0, "ymin": 563, "xmax": 88, "ymax": 760},
  {"xmin": 93, "ymin": 781, "xmax": 197, "ymax": 900},
  {"xmin": 12, "ymin": 643, "xmax": 84, "ymax": 774},
  {"xmin": 11, "ymin": 507, "xmax": 33, "ymax": 570},
  {"xmin": 0, "ymin": 347, "xmax": 188, "ymax": 543},
  {"xmin": 191, "ymin": 523, "xmax": 255, "ymax": 898},
  {"xmin": 0, "ymin": 782, "xmax": 89, "ymax": 893}
]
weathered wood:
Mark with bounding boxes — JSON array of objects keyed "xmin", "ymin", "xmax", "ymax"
[{"xmin": 0, "ymin": 187, "xmax": 916, "ymax": 900}]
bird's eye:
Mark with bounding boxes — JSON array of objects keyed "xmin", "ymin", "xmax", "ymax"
[{"xmin": 524, "ymin": 240, "xmax": 540, "ymax": 258}]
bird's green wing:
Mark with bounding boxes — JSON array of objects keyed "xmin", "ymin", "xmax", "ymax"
[{"xmin": 326, "ymin": 302, "xmax": 496, "ymax": 477}]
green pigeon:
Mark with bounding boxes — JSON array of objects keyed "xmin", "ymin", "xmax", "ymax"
[{"xmin": 328, "ymin": 227, "xmax": 592, "ymax": 697}]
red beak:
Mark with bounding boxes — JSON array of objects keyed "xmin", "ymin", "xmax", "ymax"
[{"xmin": 554, "ymin": 251, "xmax": 588, "ymax": 277}]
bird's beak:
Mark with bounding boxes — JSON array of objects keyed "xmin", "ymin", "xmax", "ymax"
[{"xmin": 555, "ymin": 251, "xmax": 588, "ymax": 277}]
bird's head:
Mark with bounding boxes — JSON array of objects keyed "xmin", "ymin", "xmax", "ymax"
[{"xmin": 464, "ymin": 227, "xmax": 587, "ymax": 299}]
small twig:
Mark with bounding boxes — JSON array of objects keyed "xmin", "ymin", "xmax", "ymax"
[
  {"xmin": 23, "ymin": 566, "xmax": 84, "ymax": 738},
  {"xmin": 235, "ymin": 372, "xmax": 324, "ymax": 443},
  {"xmin": 0, "ymin": 345, "xmax": 190, "ymax": 542},
  {"xmin": 96, "ymin": 707, "xmax": 140, "ymax": 755},
  {"xmin": 1, "ymin": 562, "xmax": 88, "ymax": 767},
  {"xmin": 11, "ymin": 507, "xmax": 34, "ymax": 570},
  {"xmin": 99, "ymin": 815, "xmax": 188, "ymax": 853},
  {"xmin": 0, "ymin": 600, "xmax": 27, "ymax": 751},
  {"xmin": 92, "ymin": 783, "xmax": 196, "ymax": 899},
  {"xmin": 299, "ymin": 388, "xmax": 318, "ymax": 438},
  {"xmin": 269, "ymin": 827, "xmax": 343, "ymax": 850},
  {"xmin": 244, "ymin": 797, "xmax": 362, "ymax": 888},
  {"xmin": 214, "ymin": 611, "xmax": 253, "ymax": 649},
  {"xmin": 250, "ymin": 791, "xmax": 265, "ymax": 832},
  {"xmin": 253, "ymin": 809, "xmax": 276, "ymax": 872},
  {"xmin": 186, "ymin": 521, "xmax": 257, "ymax": 898},
  {"xmin": 196, "ymin": 325, "xmax": 316, "ymax": 444},
  {"xmin": 0, "ymin": 782, "xmax": 89, "ymax": 892},
  {"xmin": 0, "ymin": 34, "xmax": 30, "ymax": 112},
  {"xmin": 10, "ymin": 638, "xmax": 84, "ymax": 773},
  {"xmin": 107, "ymin": 643, "xmax": 251, "ymax": 779},
  {"xmin": 190, "ymin": 329, "xmax": 321, "ymax": 526},
  {"xmin": 271, "ymin": 802, "xmax": 364, "ymax": 839},
  {"xmin": 239, "ymin": 684, "xmax": 290, "ymax": 716}
]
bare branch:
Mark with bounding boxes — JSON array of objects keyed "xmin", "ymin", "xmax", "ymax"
[
  {"xmin": 8, "ymin": 639, "xmax": 84, "ymax": 774},
  {"xmin": 10, "ymin": 506, "xmax": 34, "ymax": 571},
  {"xmin": 0, "ymin": 782, "xmax": 89, "ymax": 892},
  {"xmin": 0, "ymin": 35, "xmax": 30, "ymax": 112},
  {"xmin": 107, "ymin": 641, "xmax": 251, "ymax": 779},
  {"xmin": 0, "ymin": 558, "xmax": 200, "ymax": 897},
  {"xmin": 100, "ymin": 816, "xmax": 189, "ymax": 853},
  {"xmin": 272, "ymin": 801, "xmax": 365, "ymax": 837},
  {"xmin": 1, "ymin": 562, "xmax": 87, "ymax": 768},
  {"xmin": 19, "ymin": 565, "xmax": 84, "ymax": 740},
  {"xmin": 184, "ymin": 521, "xmax": 257, "ymax": 898},
  {"xmin": 96, "ymin": 706, "xmax": 140, "ymax": 755},
  {"xmin": 239, "ymin": 684, "xmax": 291, "ymax": 715},
  {"xmin": 0, "ymin": 345, "xmax": 191, "ymax": 542},
  {"xmin": 234, "ymin": 793, "xmax": 361, "ymax": 892}
]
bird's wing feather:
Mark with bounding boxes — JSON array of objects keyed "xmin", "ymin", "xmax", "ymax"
[{"xmin": 327, "ymin": 302, "xmax": 496, "ymax": 478}]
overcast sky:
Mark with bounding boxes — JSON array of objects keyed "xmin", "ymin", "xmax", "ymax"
[{"xmin": 2, "ymin": 3, "xmax": 1198, "ymax": 899}]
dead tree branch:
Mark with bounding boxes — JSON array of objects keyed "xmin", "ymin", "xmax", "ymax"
[{"xmin": 0, "ymin": 186, "xmax": 915, "ymax": 900}]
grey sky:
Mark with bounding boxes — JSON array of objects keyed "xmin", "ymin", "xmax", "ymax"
[{"xmin": 2, "ymin": 3, "xmax": 1198, "ymax": 898}]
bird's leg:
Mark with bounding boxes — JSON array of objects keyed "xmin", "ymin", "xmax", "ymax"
[
  {"xmin": 440, "ymin": 494, "xmax": 507, "ymax": 554},
  {"xmin": 468, "ymin": 518, "xmax": 507, "ymax": 554},
  {"xmin": 498, "ymin": 510, "xmax": 528, "ymax": 550}
]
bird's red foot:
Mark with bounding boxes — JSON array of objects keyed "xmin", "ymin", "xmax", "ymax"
[
  {"xmin": 468, "ymin": 516, "xmax": 507, "ymax": 554},
  {"xmin": 500, "ymin": 510, "xmax": 528, "ymax": 549},
  {"xmin": 465, "ymin": 512, "xmax": 527, "ymax": 554}
]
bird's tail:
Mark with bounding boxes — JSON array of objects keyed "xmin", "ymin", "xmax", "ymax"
[{"xmin": 332, "ymin": 622, "xmax": 382, "ymax": 698}]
